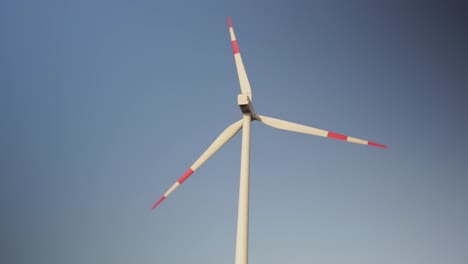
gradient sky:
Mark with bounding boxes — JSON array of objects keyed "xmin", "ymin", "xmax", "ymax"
[{"xmin": 1, "ymin": 1, "xmax": 467, "ymax": 264}]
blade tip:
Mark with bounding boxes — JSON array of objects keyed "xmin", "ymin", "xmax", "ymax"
[
  {"xmin": 368, "ymin": 141, "xmax": 388, "ymax": 149},
  {"xmin": 227, "ymin": 16, "xmax": 233, "ymax": 28},
  {"xmin": 151, "ymin": 196, "xmax": 166, "ymax": 210}
]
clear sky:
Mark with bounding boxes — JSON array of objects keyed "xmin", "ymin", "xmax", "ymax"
[{"xmin": 1, "ymin": 1, "xmax": 467, "ymax": 263}]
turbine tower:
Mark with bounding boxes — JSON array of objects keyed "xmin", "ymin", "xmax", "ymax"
[{"xmin": 152, "ymin": 17, "xmax": 387, "ymax": 264}]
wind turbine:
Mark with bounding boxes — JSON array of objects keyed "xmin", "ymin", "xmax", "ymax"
[{"xmin": 152, "ymin": 17, "xmax": 387, "ymax": 264}]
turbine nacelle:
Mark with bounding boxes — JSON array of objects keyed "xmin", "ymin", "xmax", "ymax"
[{"xmin": 237, "ymin": 94, "xmax": 255, "ymax": 116}]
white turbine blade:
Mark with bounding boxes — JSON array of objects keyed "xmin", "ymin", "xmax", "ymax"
[
  {"xmin": 152, "ymin": 119, "xmax": 243, "ymax": 209},
  {"xmin": 256, "ymin": 114, "xmax": 387, "ymax": 148},
  {"xmin": 228, "ymin": 17, "xmax": 252, "ymax": 100}
]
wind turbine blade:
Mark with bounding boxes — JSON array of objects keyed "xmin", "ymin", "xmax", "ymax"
[
  {"xmin": 152, "ymin": 119, "xmax": 243, "ymax": 209},
  {"xmin": 228, "ymin": 16, "xmax": 252, "ymax": 100},
  {"xmin": 256, "ymin": 114, "xmax": 387, "ymax": 148}
]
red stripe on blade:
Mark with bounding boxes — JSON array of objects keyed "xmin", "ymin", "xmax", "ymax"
[
  {"xmin": 152, "ymin": 196, "xmax": 166, "ymax": 209},
  {"xmin": 227, "ymin": 16, "xmax": 233, "ymax": 28},
  {"xmin": 178, "ymin": 168, "xmax": 194, "ymax": 184},
  {"xmin": 368, "ymin": 141, "xmax": 387, "ymax": 148},
  {"xmin": 232, "ymin": 40, "xmax": 240, "ymax": 54},
  {"xmin": 327, "ymin": 131, "xmax": 348, "ymax": 141}
]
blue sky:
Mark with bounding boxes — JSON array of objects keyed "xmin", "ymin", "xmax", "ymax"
[{"xmin": 1, "ymin": 1, "xmax": 467, "ymax": 263}]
